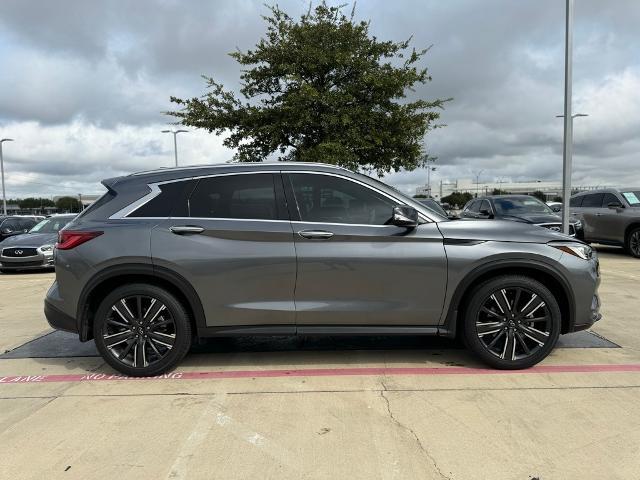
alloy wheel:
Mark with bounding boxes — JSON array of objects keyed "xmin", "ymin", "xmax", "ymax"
[
  {"xmin": 475, "ymin": 287, "xmax": 552, "ymax": 361},
  {"xmin": 101, "ymin": 295, "xmax": 176, "ymax": 368},
  {"xmin": 630, "ymin": 231, "xmax": 640, "ymax": 257}
]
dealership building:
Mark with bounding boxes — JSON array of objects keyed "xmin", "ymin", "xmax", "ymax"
[{"xmin": 416, "ymin": 178, "xmax": 604, "ymax": 202}]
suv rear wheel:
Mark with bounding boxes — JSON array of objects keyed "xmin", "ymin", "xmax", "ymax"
[
  {"xmin": 462, "ymin": 275, "xmax": 561, "ymax": 369},
  {"xmin": 93, "ymin": 284, "xmax": 192, "ymax": 377},
  {"xmin": 625, "ymin": 227, "xmax": 640, "ymax": 258}
]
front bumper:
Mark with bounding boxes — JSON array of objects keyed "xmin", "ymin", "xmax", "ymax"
[{"xmin": 0, "ymin": 252, "xmax": 54, "ymax": 270}]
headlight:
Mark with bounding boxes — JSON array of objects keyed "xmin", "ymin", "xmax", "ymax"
[
  {"xmin": 550, "ymin": 242, "xmax": 592, "ymax": 260},
  {"xmin": 39, "ymin": 244, "xmax": 54, "ymax": 253}
]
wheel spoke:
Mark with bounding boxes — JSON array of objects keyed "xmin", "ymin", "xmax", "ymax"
[
  {"xmin": 520, "ymin": 294, "xmax": 545, "ymax": 318},
  {"xmin": 106, "ymin": 318, "xmax": 130, "ymax": 329},
  {"xmin": 135, "ymin": 339, "xmax": 147, "ymax": 367},
  {"xmin": 477, "ymin": 321, "xmax": 506, "ymax": 336},
  {"xmin": 486, "ymin": 329, "xmax": 506, "ymax": 349},
  {"xmin": 480, "ymin": 306, "xmax": 504, "ymax": 319},
  {"xmin": 490, "ymin": 294, "xmax": 506, "ymax": 314},
  {"xmin": 518, "ymin": 324, "xmax": 548, "ymax": 346},
  {"xmin": 512, "ymin": 288, "xmax": 522, "ymax": 312},
  {"xmin": 136, "ymin": 296, "xmax": 143, "ymax": 320},
  {"xmin": 500, "ymin": 330, "xmax": 516, "ymax": 360},
  {"xmin": 117, "ymin": 338, "xmax": 136, "ymax": 360},
  {"xmin": 119, "ymin": 299, "xmax": 136, "ymax": 322},
  {"xmin": 104, "ymin": 330, "xmax": 134, "ymax": 348},
  {"xmin": 515, "ymin": 331, "xmax": 530, "ymax": 355},
  {"xmin": 148, "ymin": 331, "xmax": 175, "ymax": 349},
  {"xmin": 112, "ymin": 304, "xmax": 134, "ymax": 324},
  {"xmin": 498, "ymin": 289, "xmax": 512, "ymax": 313},
  {"xmin": 144, "ymin": 301, "xmax": 166, "ymax": 325}
]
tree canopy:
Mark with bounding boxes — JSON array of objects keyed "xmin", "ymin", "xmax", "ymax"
[
  {"xmin": 168, "ymin": 2, "xmax": 449, "ymax": 174},
  {"xmin": 55, "ymin": 196, "xmax": 81, "ymax": 212}
]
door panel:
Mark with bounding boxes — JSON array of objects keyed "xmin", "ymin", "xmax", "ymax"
[
  {"xmin": 150, "ymin": 172, "xmax": 296, "ymax": 327},
  {"xmin": 292, "ymin": 222, "xmax": 447, "ymax": 325},
  {"xmin": 152, "ymin": 218, "xmax": 296, "ymax": 326}
]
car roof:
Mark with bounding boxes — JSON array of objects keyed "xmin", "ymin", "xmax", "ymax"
[{"xmin": 572, "ymin": 187, "xmax": 640, "ymax": 196}]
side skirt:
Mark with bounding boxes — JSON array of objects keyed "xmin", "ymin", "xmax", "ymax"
[{"xmin": 197, "ymin": 325, "xmax": 450, "ymax": 338}]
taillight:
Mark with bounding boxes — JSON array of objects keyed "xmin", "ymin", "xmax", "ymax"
[{"xmin": 56, "ymin": 230, "xmax": 103, "ymax": 250}]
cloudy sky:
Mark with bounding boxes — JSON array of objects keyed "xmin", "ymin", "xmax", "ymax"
[{"xmin": 1, "ymin": 0, "xmax": 639, "ymax": 198}]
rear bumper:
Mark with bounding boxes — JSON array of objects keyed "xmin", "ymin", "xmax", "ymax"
[{"xmin": 44, "ymin": 299, "xmax": 79, "ymax": 334}]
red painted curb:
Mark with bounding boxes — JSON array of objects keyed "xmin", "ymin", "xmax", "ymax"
[{"xmin": 1, "ymin": 364, "xmax": 640, "ymax": 384}]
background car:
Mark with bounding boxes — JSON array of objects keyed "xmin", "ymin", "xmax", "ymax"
[
  {"xmin": 0, "ymin": 214, "xmax": 76, "ymax": 272},
  {"xmin": 546, "ymin": 201, "xmax": 562, "ymax": 213},
  {"xmin": 461, "ymin": 195, "xmax": 581, "ymax": 237},
  {"xmin": 44, "ymin": 163, "xmax": 600, "ymax": 377},
  {"xmin": 570, "ymin": 188, "xmax": 640, "ymax": 257},
  {"xmin": 417, "ymin": 198, "xmax": 457, "ymax": 219},
  {"xmin": 0, "ymin": 216, "xmax": 40, "ymax": 243}
]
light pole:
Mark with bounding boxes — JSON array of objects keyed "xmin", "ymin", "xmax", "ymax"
[
  {"xmin": 474, "ymin": 169, "xmax": 484, "ymax": 197},
  {"xmin": 0, "ymin": 138, "xmax": 14, "ymax": 216},
  {"xmin": 161, "ymin": 129, "xmax": 188, "ymax": 167},
  {"xmin": 557, "ymin": 112, "xmax": 588, "ymax": 230},
  {"xmin": 560, "ymin": 0, "xmax": 575, "ymax": 235}
]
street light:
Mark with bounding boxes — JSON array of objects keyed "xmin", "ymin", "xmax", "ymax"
[
  {"xmin": 557, "ymin": 112, "xmax": 588, "ymax": 231},
  {"xmin": 161, "ymin": 129, "xmax": 188, "ymax": 167},
  {"xmin": 0, "ymin": 138, "xmax": 14, "ymax": 216},
  {"xmin": 423, "ymin": 156, "xmax": 437, "ymax": 197},
  {"xmin": 474, "ymin": 169, "xmax": 484, "ymax": 197}
]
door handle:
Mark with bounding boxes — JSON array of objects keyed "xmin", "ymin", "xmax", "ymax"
[
  {"xmin": 170, "ymin": 225, "xmax": 205, "ymax": 235},
  {"xmin": 298, "ymin": 230, "xmax": 334, "ymax": 240},
  {"xmin": 595, "ymin": 213, "xmax": 603, "ymax": 216}
]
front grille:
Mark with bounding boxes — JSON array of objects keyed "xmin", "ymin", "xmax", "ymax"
[
  {"xmin": 539, "ymin": 223, "xmax": 575, "ymax": 236},
  {"xmin": 2, "ymin": 247, "xmax": 38, "ymax": 257},
  {"xmin": 1, "ymin": 260, "xmax": 44, "ymax": 267}
]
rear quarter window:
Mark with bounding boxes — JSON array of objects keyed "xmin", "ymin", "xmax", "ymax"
[
  {"xmin": 129, "ymin": 180, "xmax": 195, "ymax": 218},
  {"xmin": 581, "ymin": 193, "xmax": 604, "ymax": 208}
]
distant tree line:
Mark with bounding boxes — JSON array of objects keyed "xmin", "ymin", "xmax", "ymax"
[{"xmin": 6, "ymin": 196, "xmax": 81, "ymax": 212}]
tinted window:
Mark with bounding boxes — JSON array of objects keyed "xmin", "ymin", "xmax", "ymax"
[
  {"xmin": 18, "ymin": 218, "xmax": 37, "ymax": 229},
  {"xmin": 581, "ymin": 193, "xmax": 604, "ymax": 208},
  {"xmin": 479, "ymin": 200, "xmax": 491, "ymax": 213},
  {"xmin": 569, "ymin": 196, "xmax": 583, "ymax": 207},
  {"xmin": 130, "ymin": 180, "xmax": 195, "ymax": 218},
  {"xmin": 189, "ymin": 174, "xmax": 277, "ymax": 220},
  {"xmin": 601, "ymin": 193, "xmax": 619, "ymax": 207},
  {"xmin": 1, "ymin": 218, "xmax": 19, "ymax": 231},
  {"xmin": 493, "ymin": 197, "xmax": 553, "ymax": 215},
  {"xmin": 289, "ymin": 173, "xmax": 396, "ymax": 225},
  {"xmin": 30, "ymin": 216, "xmax": 73, "ymax": 233},
  {"xmin": 466, "ymin": 200, "xmax": 480, "ymax": 213}
]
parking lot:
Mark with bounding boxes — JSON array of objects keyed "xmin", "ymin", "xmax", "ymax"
[{"xmin": 0, "ymin": 246, "xmax": 638, "ymax": 479}]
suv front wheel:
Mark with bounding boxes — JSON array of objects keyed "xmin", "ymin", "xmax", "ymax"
[
  {"xmin": 462, "ymin": 275, "xmax": 561, "ymax": 369},
  {"xmin": 625, "ymin": 227, "xmax": 640, "ymax": 258},
  {"xmin": 93, "ymin": 284, "xmax": 192, "ymax": 377}
]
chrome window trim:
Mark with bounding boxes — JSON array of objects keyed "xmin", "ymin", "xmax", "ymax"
[{"xmin": 110, "ymin": 169, "xmax": 437, "ymax": 223}]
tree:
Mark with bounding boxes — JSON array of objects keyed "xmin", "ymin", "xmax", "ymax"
[
  {"xmin": 55, "ymin": 196, "xmax": 81, "ymax": 212},
  {"xmin": 491, "ymin": 188, "xmax": 510, "ymax": 195},
  {"xmin": 19, "ymin": 197, "xmax": 55, "ymax": 209},
  {"xmin": 531, "ymin": 191, "xmax": 546, "ymax": 202},
  {"xmin": 413, "ymin": 194, "xmax": 427, "ymax": 199},
  {"xmin": 168, "ymin": 3, "xmax": 449, "ymax": 174},
  {"xmin": 442, "ymin": 191, "xmax": 473, "ymax": 208}
]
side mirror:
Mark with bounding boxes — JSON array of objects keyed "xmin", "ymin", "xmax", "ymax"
[
  {"xmin": 391, "ymin": 206, "xmax": 419, "ymax": 228},
  {"xmin": 607, "ymin": 201, "xmax": 623, "ymax": 210},
  {"xmin": 2, "ymin": 228, "xmax": 13, "ymax": 235},
  {"xmin": 479, "ymin": 208, "xmax": 493, "ymax": 218}
]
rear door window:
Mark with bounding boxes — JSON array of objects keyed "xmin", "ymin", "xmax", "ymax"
[
  {"xmin": 601, "ymin": 193, "xmax": 619, "ymax": 207},
  {"xmin": 189, "ymin": 174, "xmax": 279, "ymax": 220},
  {"xmin": 569, "ymin": 196, "xmax": 583, "ymax": 207},
  {"xmin": 581, "ymin": 194, "xmax": 604, "ymax": 208}
]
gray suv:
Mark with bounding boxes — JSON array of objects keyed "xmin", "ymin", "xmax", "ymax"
[
  {"xmin": 570, "ymin": 188, "xmax": 640, "ymax": 257},
  {"xmin": 44, "ymin": 163, "xmax": 601, "ymax": 376}
]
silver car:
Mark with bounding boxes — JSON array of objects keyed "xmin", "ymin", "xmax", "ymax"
[
  {"xmin": 44, "ymin": 163, "xmax": 601, "ymax": 376},
  {"xmin": 570, "ymin": 188, "xmax": 640, "ymax": 257},
  {"xmin": 0, "ymin": 215, "xmax": 76, "ymax": 272}
]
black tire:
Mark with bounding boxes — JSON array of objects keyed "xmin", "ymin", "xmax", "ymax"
[
  {"xmin": 462, "ymin": 275, "xmax": 561, "ymax": 370},
  {"xmin": 93, "ymin": 283, "xmax": 192, "ymax": 377},
  {"xmin": 625, "ymin": 227, "xmax": 640, "ymax": 258}
]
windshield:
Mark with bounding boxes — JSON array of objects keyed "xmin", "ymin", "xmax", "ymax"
[
  {"xmin": 418, "ymin": 199, "xmax": 448, "ymax": 217},
  {"xmin": 29, "ymin": 216, "xmax": 73, "ymax": 234},
  {"xmin": 493, "ymin": 197, "xmax": 554, "ymax": 215},
  {"xmin": 622, "ymin": 191, "xmax": 640, "ymax": 206}
]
